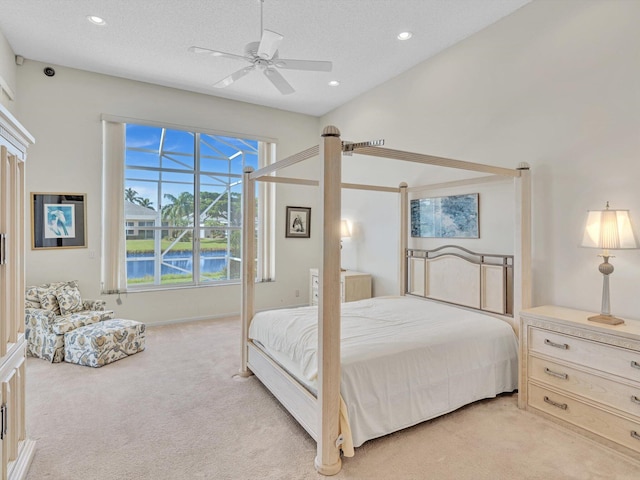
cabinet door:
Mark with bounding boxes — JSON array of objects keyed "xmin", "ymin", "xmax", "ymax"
[
  {"xmin": 0, "ymin": 146, "xmax": 9, "ymax": 359},
  {"xmin": 0, "ymin": 148, "xmax": 22, "ymax": 359},
  {"xmin": 1, "ymin": 363, "xmax": 20, "ymax": 480},
  {"xmin": 8, "ymin": 154, "xmax": 23, "ymax": 343},
  {"xmin": 0, "ymin": 369, "xmax": 9, "ymax": 480}
]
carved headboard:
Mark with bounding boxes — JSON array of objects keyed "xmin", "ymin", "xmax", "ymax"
[{"xmin": 405, "ymin": 245, "xmax": 513, "ymax": 316}]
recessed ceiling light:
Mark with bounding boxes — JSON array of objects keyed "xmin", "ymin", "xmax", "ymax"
[
  {"xmin": 397, "ymin": 31, "xmax": 413, "ymax": 41},
  {"xmin": 328, "ymin": 80, "xmax": 340, "ymax": 87},
  {"xmin": 87, "ymin": 15, "xmax": 106, "ymax": 26}
]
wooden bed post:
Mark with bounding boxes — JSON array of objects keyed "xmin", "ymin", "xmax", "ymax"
[
  {"xmin": 239, "ymin": 166, "xmax": 255, "ymax": 377},
  {"xmin": 399, "ymin": 182, "xmax": 408, "ymax": 296},
  {"xmin": 514, "ymin": 162, "xmax": 531, "ymax": 407},
  {"xmin": 315, "ymin": 126, "xmax": 343, "ymax": 476},
  {"xmin": 513, "ymin": 162, "xmax": 532, "ymax": 317}
]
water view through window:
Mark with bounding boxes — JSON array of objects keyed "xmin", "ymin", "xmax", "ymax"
[{"xmin": 124, "ymin": 124, "xmax": 259, "ymax": 288}]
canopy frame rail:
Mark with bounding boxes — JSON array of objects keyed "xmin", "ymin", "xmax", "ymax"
[
  {"xmin": 250, "ymin": 144, "xmax": 319, "ymax": 180},
  {"xmin": 351, "ymin": 145, "xmax": 521, "ymax": 177}
]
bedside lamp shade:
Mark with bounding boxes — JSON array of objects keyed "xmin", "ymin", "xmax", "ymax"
[
  {"xmin": 581, "ymin": 202, "xmax": 638, "ymax": 325},
  {"xmin": 582, "ymin": 207, "xmax": 637, "ymax": 250},
  {"xmin": 340, "ymin": 219, "xmax": 351, "ymax": 271},
  {"xmin": 340, "ymin": 219, "xmax": 351, "ymax": 238}
]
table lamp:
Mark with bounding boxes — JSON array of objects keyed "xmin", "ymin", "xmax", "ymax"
[
  {"xmin": 340, "ymin": 219, "xmax": 351, "ymax": 271},
  {"xmin": 581, "ymin": 202, "xmax": 638, "ymax": 325}
]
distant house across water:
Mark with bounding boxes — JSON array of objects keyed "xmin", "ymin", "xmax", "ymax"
[{"xmin": 125, "ymin": 201, "xmax": 157, "ymax": 239}]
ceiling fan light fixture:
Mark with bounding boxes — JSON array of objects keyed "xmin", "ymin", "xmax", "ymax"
[
  {"xmin": 328, "ymin": 80, "xmax": 340, "ymax": 87},
  {"xmin": 190, "ymin": 0, "xmax": 332, "ymax": 95},
  {"xmin": 397, "ymin": 31, "xmax": 413, "ymax": 41},
  {"xmin": 86, "ymin": 15, "xmax": 106, "ymax": 26}
]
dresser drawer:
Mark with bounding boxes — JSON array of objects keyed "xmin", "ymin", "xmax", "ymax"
[
  {"xmin": 529, "ymin": 356, "xmax": 640, "ymax": 418},
  {"xmin": 530, "ymin": 327, "xmax": 640, "ymax": 382},
  {"xmin": 310, "ymin": 269, "xmax": 371, "ymax": 305},
  {"xmin": 310, "ymin": 275, "xmax": 343, "ymax": 304},
  {"xmin": 529, "ymin": 383, "xmax": 640, "ymax": 453}
]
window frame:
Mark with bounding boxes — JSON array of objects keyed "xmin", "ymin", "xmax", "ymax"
[{"xmin": 101, "ymin": 115, "xmax": 275, "ymax": 294}]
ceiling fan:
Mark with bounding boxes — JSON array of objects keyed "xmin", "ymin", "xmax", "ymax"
[{"xmin": 188, "ymin": 0, "xmax": 332, "ymax": 95}]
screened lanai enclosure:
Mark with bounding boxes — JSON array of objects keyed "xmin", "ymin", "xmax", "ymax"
[{"xmin": 123, "ymin": 124, "xmax": 261, "ymax": 288}]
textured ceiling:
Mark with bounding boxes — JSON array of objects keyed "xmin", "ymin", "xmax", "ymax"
[{"xmin": 0, "ymin": 0, "xmax": 531, "ymax": 116}]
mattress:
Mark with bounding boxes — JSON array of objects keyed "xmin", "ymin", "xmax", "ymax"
[{"xmin": 248, "ymin": 296, "xmax": 518, "ymax": 448}]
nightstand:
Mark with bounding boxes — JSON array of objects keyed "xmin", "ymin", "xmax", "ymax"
[
  {"xmin": 309, "ymin": 268, "xmax": 371, "ymax": 306},
  {"xmin": 520, "ymin": 305, "xmax": 640, "ymax": 461}
]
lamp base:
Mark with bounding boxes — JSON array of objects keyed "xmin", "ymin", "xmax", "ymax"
[{"xmin": 587, "ymin": 314, "xmax": 625, "ymax": 325}]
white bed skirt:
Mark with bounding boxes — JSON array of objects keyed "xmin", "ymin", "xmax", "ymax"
[{"xmin": 249, "ymin": 296, "xmax": 518, "ymax": 448}]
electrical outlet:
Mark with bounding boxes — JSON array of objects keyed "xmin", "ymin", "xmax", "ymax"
[
  {"xmin": 295, "ymin": 289, "xmax": 300, "ymax": 297},
  {"xmin": 88, "ymin": 250, "xmax": 96, "ymax": 259}
]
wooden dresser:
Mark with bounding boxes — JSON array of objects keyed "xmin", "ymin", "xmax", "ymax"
[
  {"xmin": 520, "ymin": 305, "xmax": 640, "ymax": 461},
  {"xmin": 309, "ymin": 268, "xmax": 371, "ymax": 306}
]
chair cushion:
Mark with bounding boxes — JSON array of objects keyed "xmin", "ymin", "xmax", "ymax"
[
  {"xmin": 64, "ymin": 319, "xmax": 146, "ymax": 367},
  {"xmin": 51, "ymin": 310, "xmax": 111, "ymax": 335},
  {"xmin": 56, "ymin": 282, "xmax": 84, "ymax": 315}
]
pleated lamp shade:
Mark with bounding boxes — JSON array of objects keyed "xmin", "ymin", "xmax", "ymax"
[{"xmin": 581, "ymin": 205, "xmax": 638, "ymax": 250}]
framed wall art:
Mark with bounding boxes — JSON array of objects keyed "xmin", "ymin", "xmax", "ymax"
[
  {"xmin": 31, "ymin": 193, "xmax": 87, "ymax": 249},
  {"xmin": 410, "ymin": 193, "xmax": 479, "ymax": 238},
  {"xmin": 285, "ymin": 206, "xmax": 311, "ymax": 238}
]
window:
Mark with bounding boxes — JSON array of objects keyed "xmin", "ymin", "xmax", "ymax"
[{"xmin": 102, "ymin": 119, "xmax": 274, "ymax": 292}]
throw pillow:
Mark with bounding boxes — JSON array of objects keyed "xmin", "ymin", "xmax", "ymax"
[
  {"xmin": 25, "ymin": 285, "xmax": 41, "ymax": 309},
  {"xmin": 56, "ymin": 282, "xmax": 84, "ymax": 315},
  {"xmin": 36, "ymin": 282, "xmax": 64, "ymax": 315}
]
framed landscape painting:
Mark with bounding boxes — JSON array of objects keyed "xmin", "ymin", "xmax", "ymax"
[
  {"xmin": 32, "ymin": 193, "xmax": 87, "ymax": 249},
  {"xmin": 410, "ymin": 193, "xmax": 479, "ymax": 238}
]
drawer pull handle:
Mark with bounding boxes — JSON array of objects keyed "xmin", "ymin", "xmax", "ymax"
[
  {"xmin": 544, "ymin": 339, "xmax": 569, "ymax": 350},
  {"xmin": 632, "ymin": 361, "xmax": 640, "ymax": 370},
  {"xmin": 544, "ymin": 396, "xmax": 568, "ymax": 410},
  {"xmin": 632, "ymin": 431, "xmax": 640, "ymax": 441},
  {"xmin": 631, "ymin": 395, "xmax": 640, "ymax": 405},
  {"xmin": 544, "ymin": 367, "xmax": 568, "ymax": 380}
]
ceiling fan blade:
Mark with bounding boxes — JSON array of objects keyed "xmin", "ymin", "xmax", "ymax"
[
  {"xmin": 257, "ymin": 29, "xmax": 283, "ymax": 59},
  {"xmin": 188, "ymin": 46, "xmax": 247, "ymax": 62},
  {"xmin": 264, "ymin": 68, "xmax": 294, "ymax": 95},
  {"xmin": 275, "ymin": 58, "xmax": 333, "ymax": 72},
  {"xmin": 213, "ymin": 66, "xmax": 255, "ymax": 88}
]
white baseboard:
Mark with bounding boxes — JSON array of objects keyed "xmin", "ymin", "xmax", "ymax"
[
  {"xmin": 9, "ymin": 439, "xmax": 36, "ymax": 480},
  {"xmin": 145, "ymin": 313, "xmax": 238, "ymax": 327}
]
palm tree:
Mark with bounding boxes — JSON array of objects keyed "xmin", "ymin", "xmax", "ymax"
[
  {"xmin": 125, "ymin": 187, "xmax": 142, "ymax": 204},
  {"xmin": 138, "ymin": 198, "xmax": 154, "ymax": 209},
  {"xmin": 200, "ymin": 191, "xmax": 243, "ymax": 226},
  {"xmin": 161, "ymin": 192, "xmax": 194, "ymax": 227}
]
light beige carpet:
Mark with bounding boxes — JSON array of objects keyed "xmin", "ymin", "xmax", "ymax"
[{"xmin": 26, "ymin": 317, "xmax": 640, "ymax": 480}]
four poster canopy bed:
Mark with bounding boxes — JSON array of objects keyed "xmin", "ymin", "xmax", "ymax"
[{"xmin": 240, "ymin": 126, "xmax": 531, "ymax": 475}]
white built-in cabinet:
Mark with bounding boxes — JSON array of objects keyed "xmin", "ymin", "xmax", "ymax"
[{"xmin": 0, "ymin": 103, "xmax": 35, "ymax": 480}]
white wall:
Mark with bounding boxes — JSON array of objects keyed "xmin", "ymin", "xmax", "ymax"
[
  {"xmin": 15, "ymin": 59, "xmax": 322, "ymax": 324},
  {"xmin": 7, "ymin": 0, "xmax": 640, "ymax": 323},
  {"xmin": 324, "ymin": 0, "xmax": 640, "ymax": 321}
]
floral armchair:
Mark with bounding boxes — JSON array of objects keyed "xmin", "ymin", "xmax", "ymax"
[{"xmin": 25, "ymin": 280, "xmax": 114, "ymax": 363}]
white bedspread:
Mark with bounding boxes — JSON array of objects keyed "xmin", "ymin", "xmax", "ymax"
[{"xmin": 249, "ymin": 296, "xmax": 518, "ymax": 448}]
